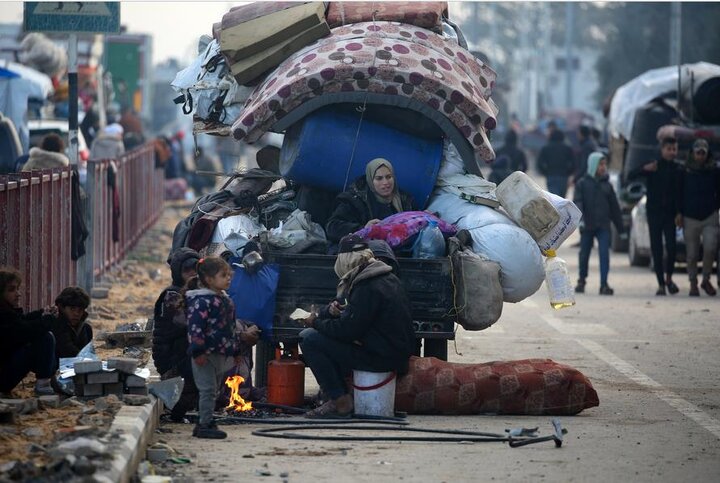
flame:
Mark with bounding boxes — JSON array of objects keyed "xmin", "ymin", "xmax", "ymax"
[{"xmin": 225, "ymin": 375, "xmax": 253, "ymax": 412}]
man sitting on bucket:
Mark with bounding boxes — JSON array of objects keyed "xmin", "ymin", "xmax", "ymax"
[{"xmin": 300, "ymin": 234, "xmax": 415, "ymax": 418}]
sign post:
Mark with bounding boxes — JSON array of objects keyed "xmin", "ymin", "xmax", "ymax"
[{"xmin": 23, "ymin": 2, "xmax": 121, "ymax": 166}]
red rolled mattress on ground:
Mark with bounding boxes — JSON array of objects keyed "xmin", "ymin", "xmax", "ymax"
[{"xmin": 395, "ymin": 356, "xmax": 600, "ymax": 415}]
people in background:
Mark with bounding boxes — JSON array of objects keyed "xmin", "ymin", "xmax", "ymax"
[
  {"xmin": 50, "ymin": 286, "xmax": 93, "ymax": 361},
  {"xmin": 326, "ymin": 158, "xmax": 415, "ymax": 244},
  {"xmin": 573, "ymin": 125, "xmax": 598, "ymax": 184},
  {"xmin": 573, "ymin": 153, "xmax": 623, "ymax": 295},
  {"xmin": 0, "ymin": 267, "xmax": 57, "ymax": 397},
  {"xmin": 89, "ymin": 123, "xmax": 126, "ymax": 160},
  {"xmin": 20, "ymin": 133, "xmax": 70, "ymax": 171},
  {"xmin": 300, "ymin": 234, "xmax": 415, "ymax": 418},
  {"xmin": 676, "ymin": 139, "xmax": 720, "ymax": 297},
  {"xmin": 152, "ymin": 248, "xmax": 201, "ymax": 422},
  {"xmin": 630, "ymin": 137, "xmax": 681, "ymax": 296},
  {"xmin": 537, "ymin": 129, "xmax": 575, "ymax": 198}
]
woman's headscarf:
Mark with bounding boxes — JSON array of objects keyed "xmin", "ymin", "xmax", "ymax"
[{"xmin": 365, "ymin": 158, "xmax": 403, "ymax": 213}]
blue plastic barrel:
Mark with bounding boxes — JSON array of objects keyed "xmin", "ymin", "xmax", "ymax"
[{"xmin": 280, "ymin": 108, "xmax": 443, "ymax": 208}]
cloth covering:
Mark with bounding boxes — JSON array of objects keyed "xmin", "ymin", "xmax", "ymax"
[
  {"xmin": 326, "ymin": 2, "xmax": 448, "ymax": 33},
  {"xmin": 353, "ymin": 211, "xmax": 457, "ymax": 249}
]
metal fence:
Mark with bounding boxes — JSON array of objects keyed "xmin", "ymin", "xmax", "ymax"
[
  {"xmin": 0, "ymin": 167, "xmax": 75, "ymax": 310},
  {"xmin": 80, "ymin": 142, "xmax": 164, "ymax": 288}
]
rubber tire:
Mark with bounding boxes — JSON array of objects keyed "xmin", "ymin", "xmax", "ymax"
[{"xmin": 423, "ymin": 339, "xmax": 448, "ymax": 361}]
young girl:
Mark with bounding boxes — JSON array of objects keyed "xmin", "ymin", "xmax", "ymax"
[{"xmin": 184, "ymin": 257, "xmax": 239, "ymax": 439}]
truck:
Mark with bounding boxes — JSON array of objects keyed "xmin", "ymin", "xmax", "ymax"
[{"xmin": 103, "ymin": 33, "xmax": 153, "ymax": 123}]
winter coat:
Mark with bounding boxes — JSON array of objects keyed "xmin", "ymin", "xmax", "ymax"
[
  {"xmin": 186, "ymin": 289, "xmax": 239, "ymax": 358},
  {"xmin": 537, "ymin": 137, "xmax": 575, "ymax": 178},
  {"xmin": 493, "ymin": 144, "xmax": 527, "ymax": 174},
  {"xmin": 89, "ymin": 134, "xmax": 125, "ymax": 160},
  {"xmin": 0, "ymin": 304, "xmax": 53, "ymax": 367},
  {"xmin": 313, "ymin": 261, "xmax": 415, "ymax": 375},
  {"xmin": 629, "ymin": 155, "xmax": 681, "ymax": 216},
  {"xmin": 574, "ymin": 174, "xmax": 623, "ymax": 232},
  {"xmin": 325, "ymin": 176, "xmax": 415, "ymax": 243},
  {"xmin": 50, "ymin": 314, "xmax": 93, "ymax": 359},
  {"xmin": 21, "ymin": 147, "xmax": 69, "ymax": 171},
  {"xmin": 152, "ymin": 248, "xmax": 200, "ymax": 374},
  {"xmin": 677, "ymin": 163, "xmax": 720, "ymax": 221}
]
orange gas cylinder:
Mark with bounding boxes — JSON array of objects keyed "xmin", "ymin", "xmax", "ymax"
[{"xmin": 267, "ymin": 347, "xmax": 305, "ymax": 407}]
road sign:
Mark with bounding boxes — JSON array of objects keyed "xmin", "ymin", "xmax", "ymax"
[{"xmin": 23, "ymin": 2, "xmax": 121, "ymax": 34}]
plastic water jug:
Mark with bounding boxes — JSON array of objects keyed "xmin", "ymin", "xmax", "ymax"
[
  {"xmin": 413, "ymin": 220, "xmax": 446, "ymax": 259},
  {"xmin": 544, "ymin": 250, "xmax": 575, "ymax": 309},
  {"xmin": 495, "ymin": 171, "xmax": 561, "ymax": 241}
]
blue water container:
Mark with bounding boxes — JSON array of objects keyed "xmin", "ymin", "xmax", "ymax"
[{"xmin": 280, "ymin": 108, "xmax": 443, "ymax": 208}]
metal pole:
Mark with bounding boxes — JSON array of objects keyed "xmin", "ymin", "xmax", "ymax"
[
  {"xmin": 68, "ymin": 34, "xmax": 79, "ymax": 165},
  {"xmin": 670, "ymin": 2, "xmax": 682, "ymax": 112},
  {"xmin": 564, "ymin": 2, "xmax": 574, "ymax": 108}
]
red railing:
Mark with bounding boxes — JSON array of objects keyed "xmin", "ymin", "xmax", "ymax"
[
  {"xmin": 0, "ymin": 167, "xmax": 75, "ymax": 310},
  {"xmin": 81, "ymin": 142, "xmax": 164, "ymax": 286}
]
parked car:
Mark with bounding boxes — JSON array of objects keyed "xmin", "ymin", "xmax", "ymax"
[
  {"xmin": 628, "ymin": 195, "xmax": 686, "ymax": 267},
  {"xmin": 0, "ymin": 113, "xmax": 23, "ymax": 174}
]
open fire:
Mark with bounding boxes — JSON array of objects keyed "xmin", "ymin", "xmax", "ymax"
[{"xmin": 225, "ymin": 375, "xmax": 253, "ymax": 412}]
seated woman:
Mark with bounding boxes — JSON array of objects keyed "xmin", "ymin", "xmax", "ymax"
[
  {"xmin": 299, "ymin": 234, "xmax": 416, "ymax": 417},
  {"xmin": 325, "ymin": 158, "xmax": 415, "ymax": 244}
]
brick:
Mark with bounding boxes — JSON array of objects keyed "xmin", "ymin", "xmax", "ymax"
[
  {"xmin": 90, "ymin": 287, "xmax": 109, "ymax": 299},
  {"xmin": 74, "ymin": 360, "xmax": 102, "ymax": 374},
  {"xmin": 83, "ymin": 384, "xmax": 103, "ymax": 397},
  {"xmin": 103, "ymin": 383, "xmax": 124, "ymax": 396},
  {"xmin": 126, "ymin": 386, "xmax": 148, "ymax": 396},
  {"xmin": 122, "ymin": 394, "xmax": 151, "ymax": 406},
  {"xmin": 38, "ymin": 395, "xmax": 60, "ymax": 409},
  {"xmin": 86, "ymin": 371, "xmax": 120, "ymax": 384},
  {"xmin": 107, "ymin": 357, "xmax": 138, "ymax": 374},
  {"xmin": 124, "ymin": 375, "xmax": 147, "ymax": 388}
]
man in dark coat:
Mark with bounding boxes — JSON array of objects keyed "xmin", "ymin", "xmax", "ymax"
[
  {"xmin": 300, "ymin": 235, "xmax": 416, "ymax": 418},
  {"xmin": 493, "ymin": 129, "xmax": 528, "ymax": 176},
  {"xmin": 573, "ymin": 153, "xmax": 623, "ymax": 295},
  {"xmin": 629, "ymin": 137, "xmax": 682, "ymax": 296},
  {"xmin": 573, "ymin": 125, "xmax": 598, "ymax": 184},
  {"xmin": 152, "ymin": 248, "xmax": 200, "ymax": 421},
  {"xmin": 50, "ymin": 287, "xmax": 93, "ymax": 360},
  {"xmin": 537, "ymin": 130, "xmax": 576, "ymax": 198}
]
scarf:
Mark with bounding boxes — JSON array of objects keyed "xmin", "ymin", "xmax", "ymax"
[
  {"xmin": 365, "ymin": 158, "xmax": 403, "ymax": 213},
  {"xmin": 336, "ymin": 255, "xmax": 393, "ymax": 299}
]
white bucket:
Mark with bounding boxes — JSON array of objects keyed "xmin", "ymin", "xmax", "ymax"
[{"xmin": 353, "ymin": 370, "xmax": 396, "ymax": 418}]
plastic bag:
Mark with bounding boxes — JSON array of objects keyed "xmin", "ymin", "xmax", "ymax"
[
  {"xmin": 227, "ymin": 260, "xmax": 280, "ymax": 339},
  {"xmin": 438, "ymin": 138, "xmax": 466, "ymax": 178},
  {"xmin": 267, "ymin": 209, "xmax": 326, "ymax": 248}
]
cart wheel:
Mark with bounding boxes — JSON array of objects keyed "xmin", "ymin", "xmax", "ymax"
[{"xmin": 423, "ymin": 339, "xmax": 448, "ymax": 361}]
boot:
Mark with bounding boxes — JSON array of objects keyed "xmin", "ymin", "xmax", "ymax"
[
  {"xmin": 665, "ymin": 278, "xmax": 679, "ymax": 295},
  {"xmin": 193, "ymin": 420, "xmax": 227, "ymax": 439},
  {"xmin": 689, "ymin": 280, "xmax": 699, "ymax": 297},
  {"xmin": 574, "ymin": 278, "xmax": 586, "ymax": 294},
  {"xmin": 656, "ymin": 285, "xmax": 666, "ymax": 296},
  {"xmin": 34, "ymin": 378, "xmax": 54, "ymax": 397},
  {"xmin": 599, "ymin": 284, "xmax": 614, "ymax": 295},
  {"xmin": 700, "ymin": 279, "xmax": 717, "ymax": 296}
]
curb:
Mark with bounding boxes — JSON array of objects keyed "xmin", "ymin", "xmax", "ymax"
[{"xmin": 94, "ymin": 397, "xmax": 161, "ymax": 483}]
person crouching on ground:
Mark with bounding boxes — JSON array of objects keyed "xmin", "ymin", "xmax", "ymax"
[
  {"xmin": 300, "ymin": 234, "xmax": 416, "ymax": 418},
  {"xmin": 152, "ymin": 248, "xmax": 201, "ymax": 422},
  {"xmin": 50, "ymin": 286, "xmax": 93, "ymax": 362},
  {"xmin": 0, "ymin": 267, "xmax": 58, "ymax": 397},
  {"xmin": 573, "ymin": 152, "xmax": 623, "ymax": 295},
  {"xmin": 185, "ymin": 256, "xmax": 241, "ymax": 439}
]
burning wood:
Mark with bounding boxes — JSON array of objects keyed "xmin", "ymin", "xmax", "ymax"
[{"xmin": 225, "ymin": 376, "xmax": 252, "ymax": 412}]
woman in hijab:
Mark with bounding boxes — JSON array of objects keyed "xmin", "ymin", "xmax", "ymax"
[
  {"xmin": 325, "ymin": 158, "xmax": 415, "ymax": 244},
  {"xmin": 300, "ymin": 234, "xmax": 415, "ymax": 418}
]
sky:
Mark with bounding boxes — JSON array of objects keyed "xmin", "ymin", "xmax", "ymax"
[{"xmin": 0, "ymin": 1, "xmax": 245, "ymax": 65}]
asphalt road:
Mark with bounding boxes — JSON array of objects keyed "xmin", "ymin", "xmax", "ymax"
[{"xmin": 156, "ymin": 235, "xmax": 720, "ymax": 483}]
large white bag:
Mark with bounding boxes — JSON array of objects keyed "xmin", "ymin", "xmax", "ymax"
[{"xmin": 537, "ymin": 191, "xmax": 582, "ymax": 253}]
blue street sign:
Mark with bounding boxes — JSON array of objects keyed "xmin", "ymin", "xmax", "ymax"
[{"xmin": 23, "ymin": 2, "xmax": 121, "ymax": 34}]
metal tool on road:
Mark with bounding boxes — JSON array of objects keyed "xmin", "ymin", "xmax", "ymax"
[{"xmin": 508, "ymin": 419, "xmax": 566, "ymax": 448}]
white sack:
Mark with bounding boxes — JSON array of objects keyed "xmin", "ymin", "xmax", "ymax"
[
  {"xmin": 438, "ymin": 138, "xmax": 466, "ymax": 178},
  {"xmin": 537, "ymin": 190, "xmax": 582, "ymax": 253}
]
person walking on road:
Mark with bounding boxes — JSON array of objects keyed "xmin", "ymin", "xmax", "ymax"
[
  {"xmin": 537, "ymin": 129, "xmax": 575, "ymax": 198},
  {"xmin": 630, "ymin": 137, "xmax": 682, "ymax": 296},
  {"xmin": 676, "ymin": 139, "xmax": 720, "ymax": 296},
  {"xmin": 573, "ymin": 125, "xmax": 599, "ymax": 184},
  {"xmin": 574, "ymin": 153, "xmax": 623, "ymax": 295}
]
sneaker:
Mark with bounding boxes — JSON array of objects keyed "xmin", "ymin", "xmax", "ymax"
[
  {"xmin": 656, "ymin": 286, "xmax": 667, "ymax": 296},
  {"xmin": 599, "ymin": 285, "xmax": 614, "ymax": 295},
  {"xmin": 193, "ymin": 424, "xmax": 227, "ymax": 439},
  {"xmin": 34, "ymin": 379, "xmax": 54, "ymax": 397},
  {"xmin": 689, "ymin": 284, "xmax": 700, "ymax": 297},
  {"xmin": 700, "ymin": 279, "xmax": 717, "ymax": 296},
  {"xmin": 666, "ymin": 279, "xmax": 679, "ymax": 295},
  {"xmin": 574, "ymin": 279, "xmax": 586, "ymax": 294}
]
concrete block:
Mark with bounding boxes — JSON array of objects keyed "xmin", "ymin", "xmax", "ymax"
[
  {"xmin": 83, "ymin": 384, "xmax": 103, "ymax": 397},
  {"xmin": 145, "ymin": 447, "xmax": 168, "ymax": 463},
  {"xmin": 124, "ymin": 375, "xmax": 147, "ymax": 388},
  {"xmin": 38, "ymin": 395, "xmax": 61, "ymax": 409},
  {"xmin": 126, "ymin": 386, "xmax": 148, "ymax": 396},
  {"xmin": 107, "ymin": 357, "xmax": 139, "ymax": 374},
  {"xmin": 122, "ymin": 394, "xmax": 151, "ymax": 406},
  {"xmin": 103, "ymin": 382, "xmax": 125, "ymax": 396},
  {"xmin": 91, "ymin": 287, "xmax": 109, "ymax": 299},
  {"xmin": 74, "ymin": 360, "xmax": 103, "ymax": 374},
  {"xmin": 86, "ymin": 371, "xmax": 120, "ymax": 384},
  {"xmin": 0, "ymin": 398, "xmax": 38, "ymax": 415}
]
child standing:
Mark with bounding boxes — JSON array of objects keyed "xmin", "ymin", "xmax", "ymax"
[
  {"xmin": 573, "ymin": 152, "xmax": 624, "ymax": 295},
  {"xmin": 185, "ymin": 257, "xmax": 239, "ymax": 439}
]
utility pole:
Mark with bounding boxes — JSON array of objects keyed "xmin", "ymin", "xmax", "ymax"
[
  {"xmin": 669, "ymin": 2, "xmax": 682, "ymax": 108},
  {"xmin": 564, "ymin": 2, "xmax": 574, "ymax": 109}
]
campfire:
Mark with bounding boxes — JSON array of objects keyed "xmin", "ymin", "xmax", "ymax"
[{"xmin": 225, "ymin": 375, "xmax": 253, "ymax": 412}]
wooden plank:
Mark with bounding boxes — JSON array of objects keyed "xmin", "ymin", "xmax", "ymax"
[
  {"xmin": 230, "ymin": 21, "xmax": 330, "ymax": 86},
  {"xmin": 221, "ymin": 1, "xmax": 325, "ymax": 62}
]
